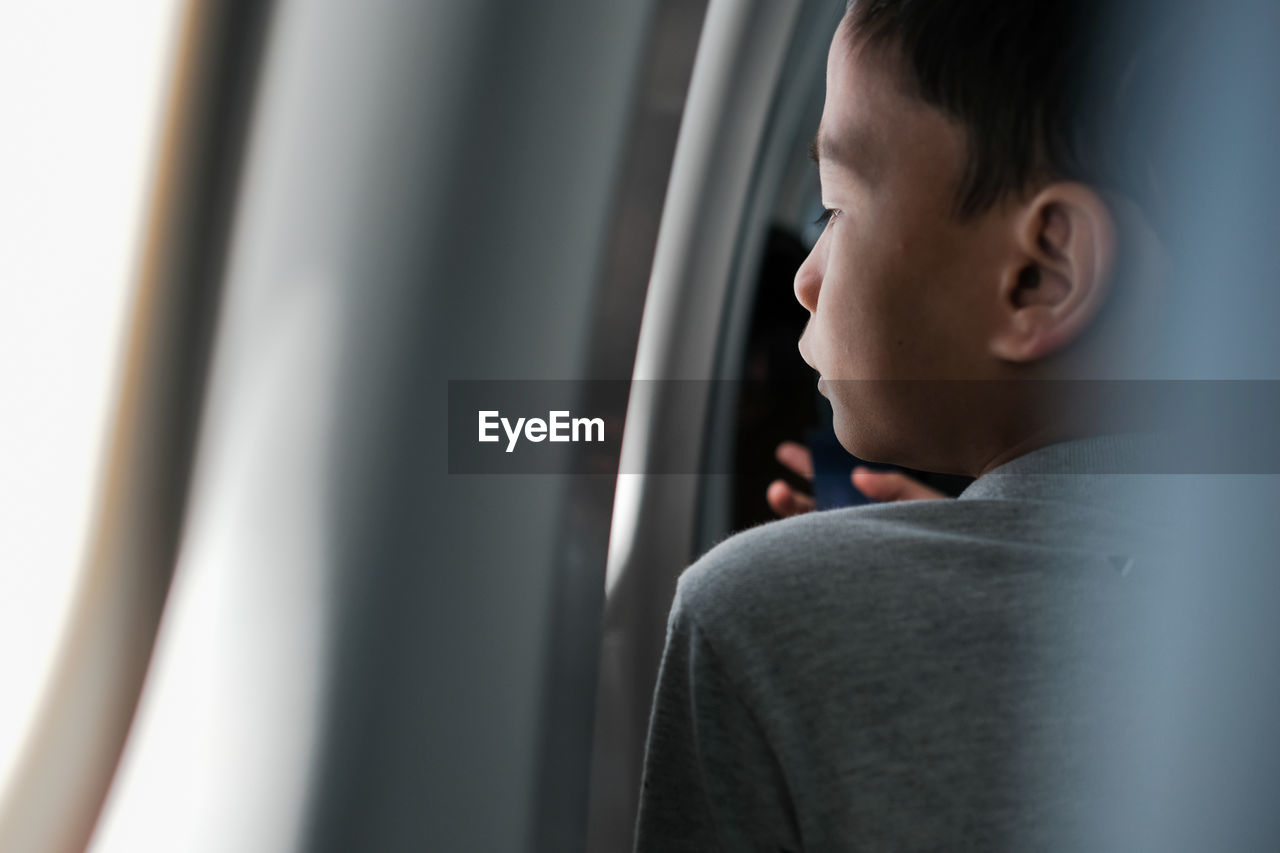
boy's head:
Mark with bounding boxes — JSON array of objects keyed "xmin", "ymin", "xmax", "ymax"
[{"xmin": 796, "ymin": 0, "xmax": 1170, "ymax": 475}]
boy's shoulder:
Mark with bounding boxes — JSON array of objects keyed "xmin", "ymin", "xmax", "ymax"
[{"xmin": 674, "ymin": 495, "xmax": 1143, "ymax": 665}]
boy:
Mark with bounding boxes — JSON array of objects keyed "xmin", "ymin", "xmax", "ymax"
[{"xmin": 636, "ymin": 1, "xmax": 1173, "ymax": 848}]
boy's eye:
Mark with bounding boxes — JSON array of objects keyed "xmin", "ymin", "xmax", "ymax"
[{"xmin": 814, "ymin": 207, "xmax": 839, "ymax": 227}]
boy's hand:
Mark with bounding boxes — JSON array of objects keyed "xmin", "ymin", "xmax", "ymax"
[
  {"xmin": 766, "ymin": 441, "xmax": 816, "ymax": 517},
  {"xmin": 767, "ymin": 440, "xmax": 946, "ymax": 518}
]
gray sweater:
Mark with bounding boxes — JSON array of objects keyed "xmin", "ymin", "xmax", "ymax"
[{"xmin": 635, "ymin": 437, "xmax": 1159, "ymax": 852}]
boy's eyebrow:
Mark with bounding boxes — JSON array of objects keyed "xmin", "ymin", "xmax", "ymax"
[
  {"xmin": 809, "ymin": 123, "xmax": 880, "ymax": 182},
  {"xmin": 807, "ymin": 134, "xmax": 822, "ymax": 165}
]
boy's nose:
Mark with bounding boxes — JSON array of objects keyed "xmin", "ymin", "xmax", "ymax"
[{"xmin": 794, "ymin": 249, "xmax": 821, "ymax": 313}]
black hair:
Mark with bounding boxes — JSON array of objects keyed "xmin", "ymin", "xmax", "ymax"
[{"xmin": 842, "ymin": 0, "xmax": 1172, "ymax": 220}]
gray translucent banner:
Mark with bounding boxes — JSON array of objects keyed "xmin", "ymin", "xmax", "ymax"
[{"xmin": 447, "ymin": 379, "xmax": 1280, "ymax": 475}]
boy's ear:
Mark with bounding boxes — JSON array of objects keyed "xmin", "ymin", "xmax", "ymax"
[{"xmin": 989, "ymin": 182, "xmax": 1116, "ymax": 362}]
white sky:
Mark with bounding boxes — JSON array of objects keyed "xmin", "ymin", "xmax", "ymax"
[{"xmin": 0, "ymin": 1, "xmax": 180, "ymax": 797}]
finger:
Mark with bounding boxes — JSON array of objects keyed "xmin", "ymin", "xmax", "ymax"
[
  {"xmin": 851, "ymin": 467, "xmax": 947, "ymax": 503},
  {"xmin": 766, "ymin": 480, "xmax": 796, "ymax": 516},
  {"xmin": 774, "ymin": 441, "xmax": 814, "ymax": 480},
  {"xmin": 767, "ymin": 479, "xmax": 816, "ymax": 518}
]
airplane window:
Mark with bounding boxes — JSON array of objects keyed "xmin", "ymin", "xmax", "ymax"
[{"xmin": 0, "ymin": 2, "xmax": 181, "ymax": 795}]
